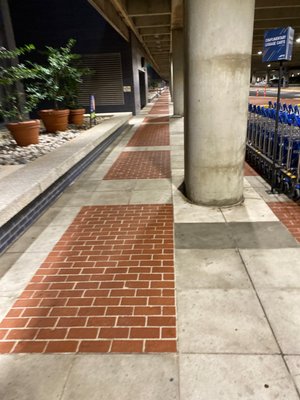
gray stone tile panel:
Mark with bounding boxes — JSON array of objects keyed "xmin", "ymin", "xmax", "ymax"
[
  {"xmin": 175, "ymin": 249, "xmax": 251, "ymax": 289},
  {"xmin": 61, "ymin": 354, "xmax": 179, "ymax": 400},
  {"xmin": 258, "ymin": 289, "xmax": 300, "ymax": 354},
  {"xmin": 240, "ymin": 248, "xmax": 300, "ymax": 289},
  {"xmin": 285, "ymin": 356, "xmax": 300, "ymax": 394},
  {"xmin": 175, "ymin": 223, "xmax": 236, "ymax": 249},
  {"xmin": 231, "ymin": 222, "xmax": 299, "ymax": 249},
  {"xmin": 175, "ymin": 222, "xmax": 299, "ymax": 249},
  {"xmin": 0, "ymin": 354, "xmax": 74, "ymax": 400},
  {"xmin": 177, "ymin": 289, "xmax": 279, "ymax": 354},
  {"xmin": 180, "ymin": 354, "xmax": 299, "ymax": 400}
]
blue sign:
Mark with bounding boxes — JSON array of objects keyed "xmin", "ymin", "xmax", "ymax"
[{"xmin": 263, "ymin": 27, "xmax": 294, "ymax": 63}]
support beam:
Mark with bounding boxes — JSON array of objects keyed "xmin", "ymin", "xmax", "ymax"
[
  {"xmin": 184, "ymin": 0, "xmax": 255, "ymax": 206},
  {"xmin": 109, "ymin": 0, "xmax": 161, "ymax": 74},
  {"xmin": 88, "ymin": 0, "xmax": 129, "ymax": 41}
]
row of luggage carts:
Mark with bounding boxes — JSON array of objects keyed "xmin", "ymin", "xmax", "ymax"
[{"xmin": 247, "ymin": 101, "xmax": 300, "ymax": 199}]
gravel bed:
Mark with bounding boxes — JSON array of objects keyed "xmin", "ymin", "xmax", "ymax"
[{"xmin": 0, "ymin": 117, "xmax": 111, "ymax": 165}]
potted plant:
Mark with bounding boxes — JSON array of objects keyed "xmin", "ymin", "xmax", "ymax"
[
  {"xmin": 33, "ymin": 39, "xmax": 82, "ymax": 132},
  {"xmin": 63, "ymin": 58, "xmax": 90, "ymax": 126},
  {"xmin": 0, "ymin": 44, "xmax": 40, "ymax": 146}
]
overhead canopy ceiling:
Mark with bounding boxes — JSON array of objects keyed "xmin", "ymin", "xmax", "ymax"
[{"xmin": 88, "ymin": 0, "xmax": 300, "ymax": 79}]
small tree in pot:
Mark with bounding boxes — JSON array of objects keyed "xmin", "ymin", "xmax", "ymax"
[
  {"xmin": 0, "ymin": 44, "xmax": 41, "ymax": 146},
  {"xmin": 63, "ymin": 59, "xmax": 90, "ymax": 126},
  {"xmin": 33, "ymin": 39, "xmax": 83, "ymax": 132}
]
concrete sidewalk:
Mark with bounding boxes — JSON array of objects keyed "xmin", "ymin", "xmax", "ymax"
[{"xmin": 0, "ymin": 92, "xmax": 300, "ymax": 399}]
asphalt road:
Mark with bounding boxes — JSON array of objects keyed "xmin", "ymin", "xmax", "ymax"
[{"xmin": 249, "ymin": 87, "xmax": 300, "ymax": 99}]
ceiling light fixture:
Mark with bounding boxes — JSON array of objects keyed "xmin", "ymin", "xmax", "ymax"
[{"xmin": 257, "ymin": 51, "xmax": 262, "ymax": 55}]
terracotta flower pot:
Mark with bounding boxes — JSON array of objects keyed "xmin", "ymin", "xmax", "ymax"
[
  {"xmin": 69, "ymin": 108, "xmax": 85, "ymax": 125},
  {"xmin": 6, "ymin": 120, "xmax": 40, "ymax": 147},
  {"xmin": 38, "ymin": 109, "xmax": 70, "ymax": 133}
]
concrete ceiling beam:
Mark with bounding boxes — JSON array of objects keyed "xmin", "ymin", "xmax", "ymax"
[
  {"xmin": 254, "ymin": 20, "xmax": 300, "ymax": 29},
  {"xmin": 133, "ymin": 14, "xmax": 171, "ymax": 28},
  {"xmin": 255, "ymin": 8, "xmax": 300, "ymax": 19},
  {"xmin": 88, "ymin": 0, "xmax": 129, "ymax": 41},
  {"xmin": 126, "ymin": 0, "xmax": 171, "ymax": 17},
  {"xmin": 171, "ymin": 0, "xmax": 183, "ymax": 29},
  {"xmin": 255, "ymin": 0, "xmax": 300, "ymax": 9},
  {"xmin": 109, "ymin": 0, "xmax": 161, "ymax": 73},
  {"xmin": 139, "ymin": 26, "xmax": 171, "ymax": 35}
]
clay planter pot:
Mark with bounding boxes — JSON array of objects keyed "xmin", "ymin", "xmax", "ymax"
[
  {"xmin": 6, "ymin": 120, "xmax": 40, "ymax": 147},
  {"xmin": 39, "ymin": 109, "xmax": 70, "ymax": 133},
  {"xmin": 69, "ymin": 108, "xmax": 85, "ymax": 125}
]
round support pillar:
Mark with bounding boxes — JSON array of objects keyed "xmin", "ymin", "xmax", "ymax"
[
  {"xmin": 184, "ymin": 0, "xmax": 255, "ymax": 206},
  {"xmin": 172, "ymin": 29, "xmax": 184, "ymax": 116}
]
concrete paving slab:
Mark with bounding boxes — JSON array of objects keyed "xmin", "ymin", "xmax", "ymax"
[
  {"xmin": 243, "ymin": 187, "xmax": 262, "ymax": 199},
  {"xmin": 221, "ymin": 199, "xmax": 278, "ymax": 222},
  {"xmin": 285, "ymin": 356, "xmax": 300, "ymax": 393},
  {"xmin": 134, "ymin": 178, "xmax": 171, "ymax": 191},
  {"xmin": 0, "ymin": 253, "xmax": 22, "ymax": 279},
  {"xmin": 177, "ymin": 289, "xmax": 279, "ymax": 353},
  {"xmin": 89, "ymin": 191, "xmax": 131, "ymax": 205},
  {"xmin": 0, "ymin": 252, "xmax": 48, "ymax": 297},
  {"xmin": 53, "ymin": 191, "xmax": 131, "ymax": 206},
  {"xmin": 61, "ymin": 354, "xmax": 179, "ymax": 400},
  {"xmin": 0, "ymin": 165, "xmax": 24, "ymax": 179},
  {"xmin": 93, "ymin": 180, "xmax": 136, "ymax": 192},
  {"xmin": 240, "ymin": 248, "xmax": 300, "ymax": 288},
  {"xmin": 25, "ymin": 225, "xmax": 69, "ymax": 253},
  {"xmin": 231, "ymin": 222, "xmax": 300, "ymax": 249},
  {"xmin": 0, "ymin": 296, "xmax": 16, "ymax": 321},
  {"xmin": 31, "ymin": 207, "xmax": 63, "ymax": 226},
  {"xmin": 43, "ymin": 207, "xmax": 81, "ymax": 227},
  {"xmin": 5, "ymin": 225, "xmax": 47, "ymax": 253},
  {"xmin": 179, "ymin": 354, "xmax": 299, "ymax": 400},
  {"xmin": 173, "ymin": 196, "xmax": 225, "ymax": 223},
  {"xmin": 172, "ymin": 169, "xmax": 184, "ymax": 177},
  {"xmin": 0, "ymin": 354, "xmax": 74, "ymax": 400},
  {"xmin": 175, "ymin": 223, "xmax": 236, "ymax": 249},
  {"xmin": 175, "ymin": 249, "xmax": 251, "ymax": 289},
  {"xmin": 259, "ymin": 289, "xmax": 300, "ymax": 354},
  {"xmin": 245, "ymin": 176, "xmax": 269, "ymax": 188},
  {"xmin": 170, "ymin": 137, "xmax": 184, "ymax": 146},
  {"xmin": 129, "ymin": 190, "xmax": 172, "ymax": 204},
  {"xmin": 125, "ymin": 146, "xmax": 171, "ymax": 152},
  {"xmin": 243, "ymin": 178, "xmax": 251, "ymax": 188}
]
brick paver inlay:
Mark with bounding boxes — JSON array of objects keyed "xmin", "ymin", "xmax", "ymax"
[
  {"xmin": 149, "ymin": 106, "xmax": 170, "ymax": 115},
  {"xmin": 0, "ymin": 205, "xmax": 176, "ymax": 354},
  {"xmin": 127, "ymin": 124, "xmax": 170, "ymax": 147},
  {"xmin": 143, "ymin": 116, "xmax": 169, "ymax": 123},
  {"xmin": 267, "ymin": 202, "xmax": 300, "ymax": 243},
  {"xmin": 104, "ymin": 151, "xmax": 171, "ymax": 180}
]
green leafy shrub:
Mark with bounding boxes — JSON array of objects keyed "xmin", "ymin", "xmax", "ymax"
[
  {"xmin": 32, "ymin": 39, "xmax": 90, "ymax": 110},
  {"xmin": 0, "ymin": 44, "xmax": 39, "ymax": 122}
]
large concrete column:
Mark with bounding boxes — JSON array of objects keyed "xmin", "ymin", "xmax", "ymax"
[
  {"xmin": 172, "ymin": 29, "xmax": 184, "ymax": 116},
  {"xmin": 184, "ymin": 0, "xmax": 255, "ymax": 206},
  {"xmin": 169, "ymin": 55, "xmax": 173, "ymax": 100}
]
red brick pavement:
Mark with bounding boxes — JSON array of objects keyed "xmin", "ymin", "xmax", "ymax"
[
  {"xmin": 149, "ymin": 106, "xmax": 170, "ymax": 115},
  {"xmin": 143, "ymin": 116, "xmax": 169, "ymax": 123},
  {"xmin": 104, "ymin": 151, "xmax": 171, "ymax": 180},
  {"xmin": 127, "ymin": 124, "xmax": 170, "ymax": 147},
  {"xmin": 267, "ymin": 202, "xmax": 300, "ymax": 243},
  {"xmin": 0, "ymin": 205, "xmax": 176, "ymax": 354},
  {"xmin": 244, "ymin": 163, "xmax": 258, "ymax": 176}
]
